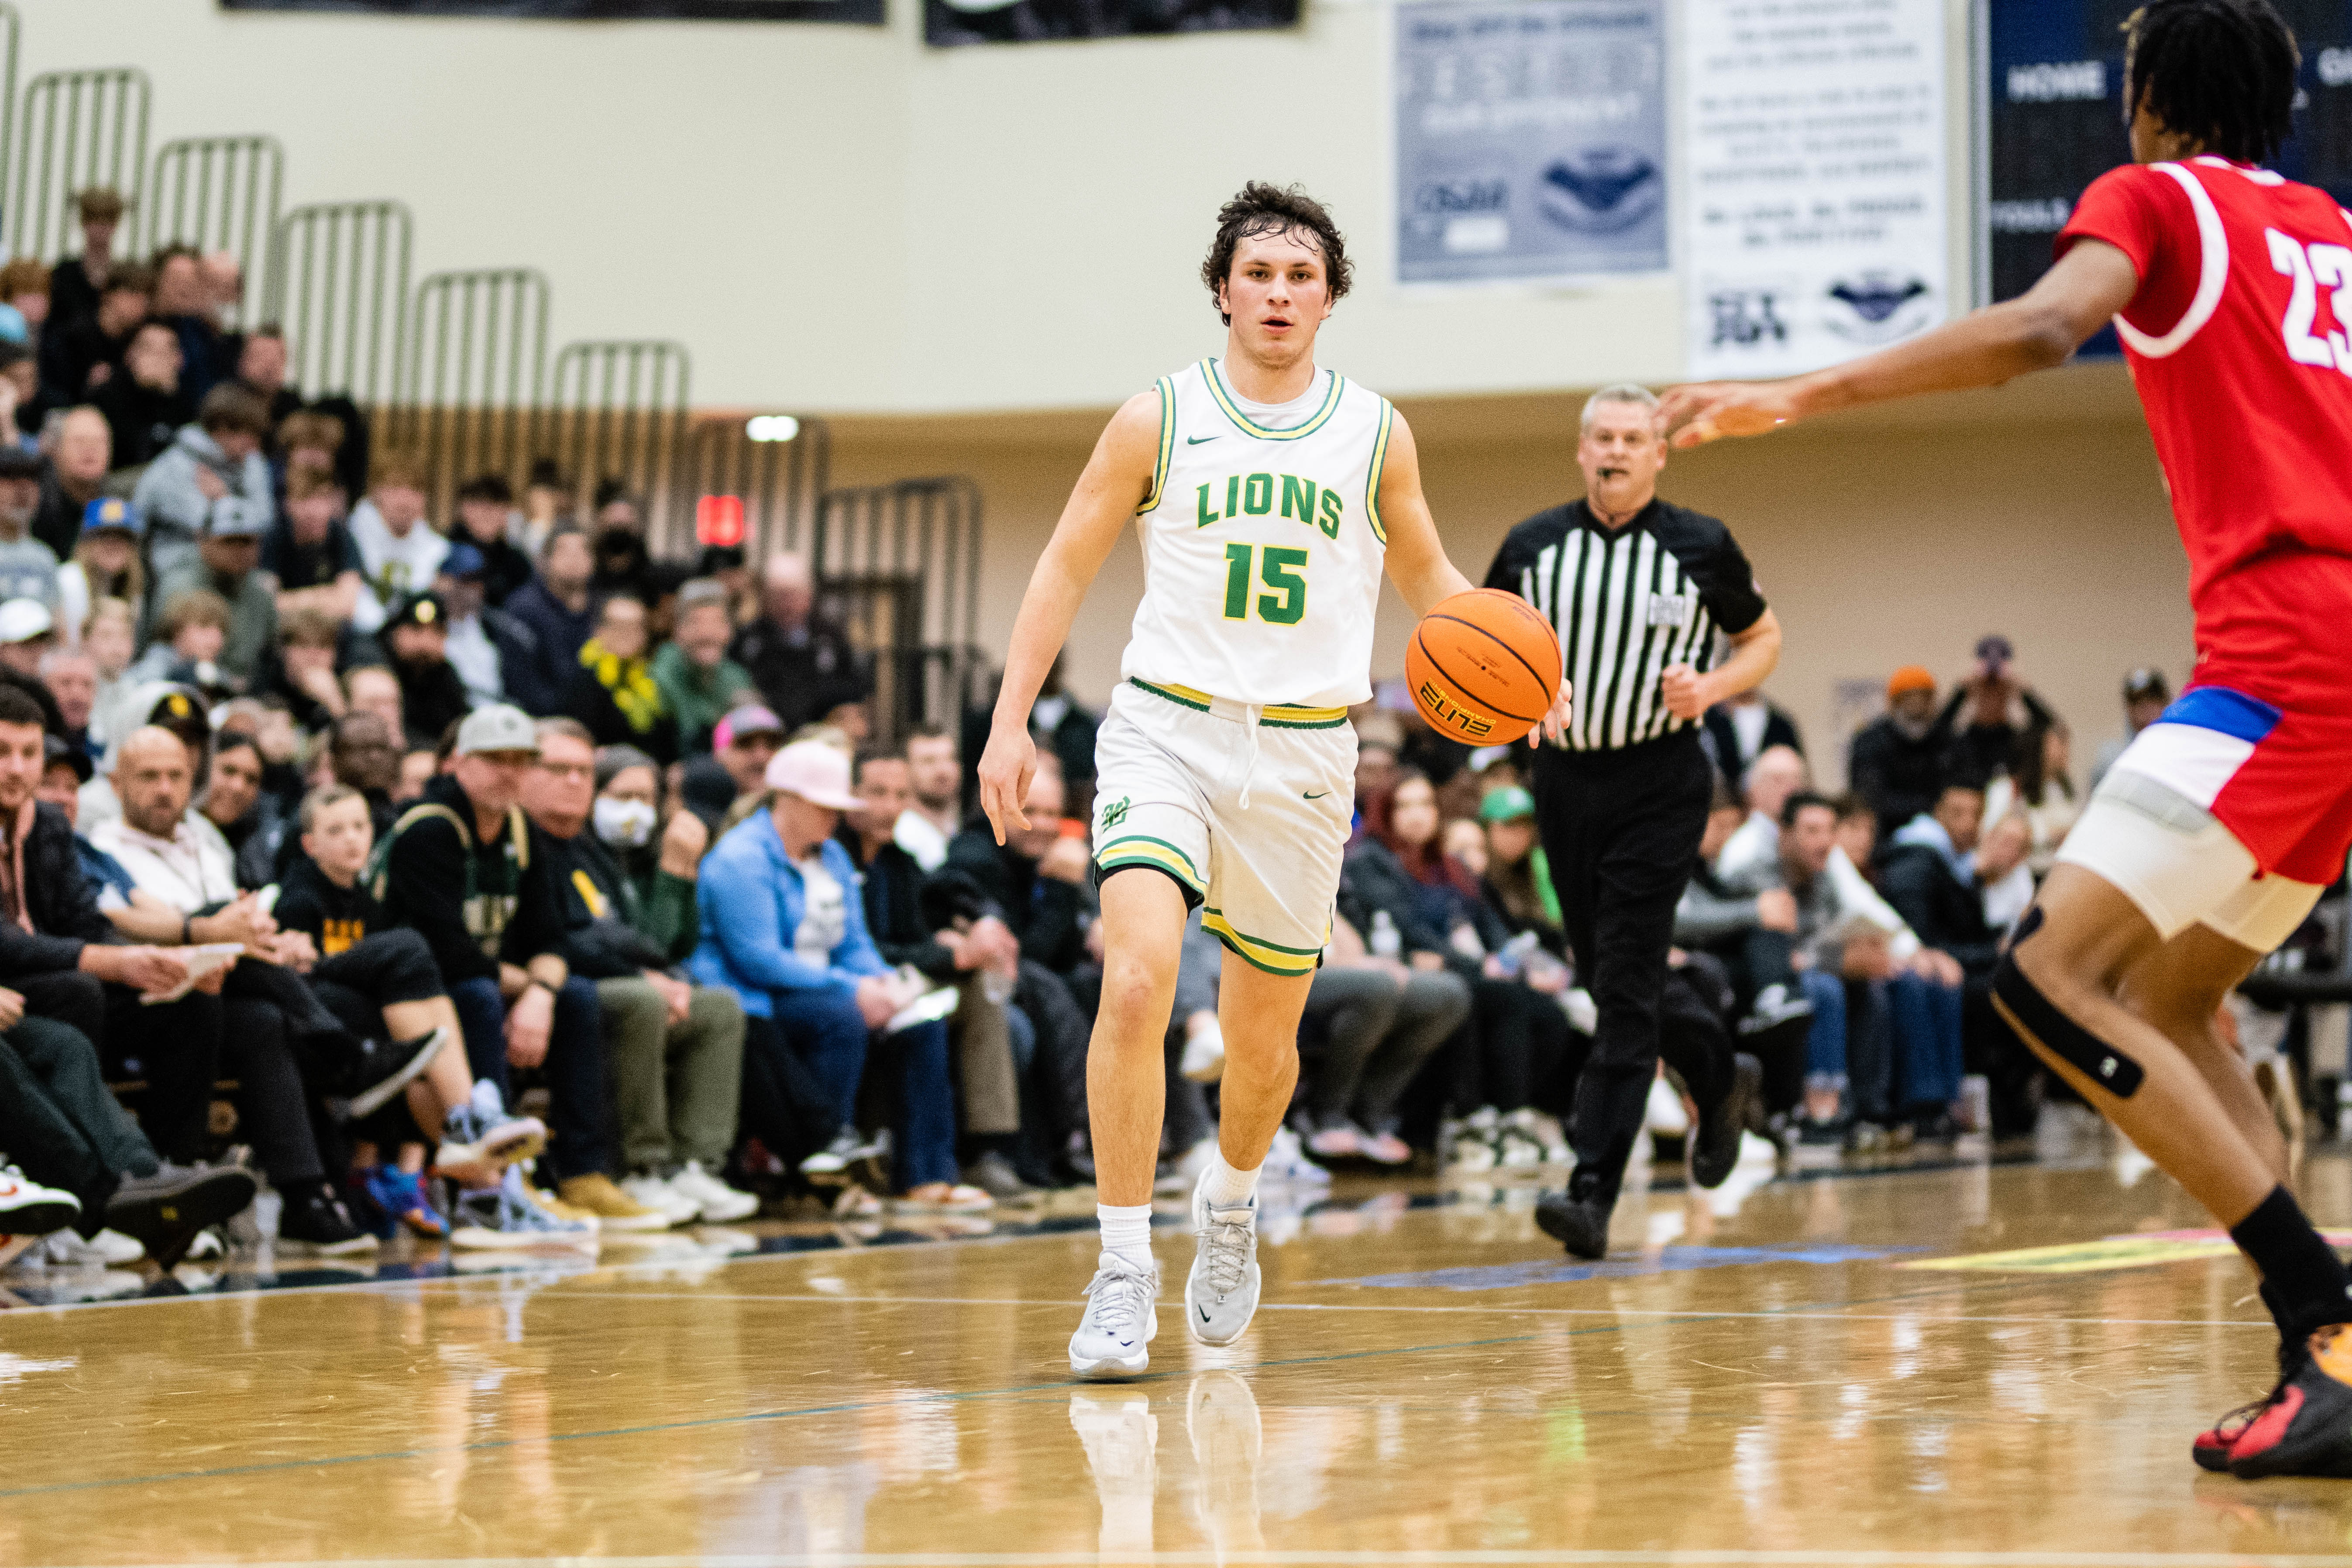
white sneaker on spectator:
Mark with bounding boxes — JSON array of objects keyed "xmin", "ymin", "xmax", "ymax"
[
  {"xmin": 669, "ymin": 1161, "xmax": 759, "ymax": 1224},
  {"xmin": 620, "ymin": 1172, "xmax": 702, "ymax": 1227},
  {"xmin": 800, "ymin": 1125, "xmax": 886, "ymax": 1177},
  {"xmin": 435, "ymin": 1083, "xmax": 548, "ymax": 1183},
  {"xmin": 1260, "ymin": 1126, "xmax": 1331, "ymax": 1187},
  {"xmin": 1497, "ymin": 1108, "xmax": 1550, "ymax": 1168},
  {"xmin": 1179, "ymin": 1019, "xmax": 1227, "ymax": 1083},
  {"xmin": 1446, "ymin": 1107, "xmax": 1502, "ymax": 1173},
  {"xmin": 44, "ymin": 1227, "xmax": 145, "ymax": 1266},
  {"xmin": 0, "ymin": 1163, "xmax": 80, "ymax": 1241},
  {"xmin": 184, "ymin": 1225, "xmax": 229, "ymax": 1262}
]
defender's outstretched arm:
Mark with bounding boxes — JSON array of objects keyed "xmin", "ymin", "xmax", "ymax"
[
  {"xmin": 977, "ymin": 392, "xmax": 1162, "ymax": 843},
  {"xmin": 1378, "ymin": 410, "xmax": 1573, "ymax": 745},
  {"xmin": 1660, "ymin": 240, "xmax": 2142, "ymax": 446}
]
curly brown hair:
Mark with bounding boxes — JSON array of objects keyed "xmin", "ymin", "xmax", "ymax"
[{"xmin": 1200, "ymin": 182, "xmax": 1353, "ymax": 326}]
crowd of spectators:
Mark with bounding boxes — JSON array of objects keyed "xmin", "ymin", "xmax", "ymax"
[{"xmin": 0, "ymin": 187, "xmax": 2185, "ymax": 1272}]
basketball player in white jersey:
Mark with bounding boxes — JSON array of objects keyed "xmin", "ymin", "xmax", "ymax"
[{"xmin": 980, "ymin": 183, "xmax": 1571, "ymax": 1379}]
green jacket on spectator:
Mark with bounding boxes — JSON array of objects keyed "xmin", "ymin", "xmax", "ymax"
[
  {"xmin": 613, "ymin": 833, "xmax": 701, "ymax": 965},
  {"xmin": 650, "ymin": 639, "xmax": 753, "ymax": 756}
]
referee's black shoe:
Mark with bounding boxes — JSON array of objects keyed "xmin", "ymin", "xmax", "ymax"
[
  {"xmin": 1689, "ymin": 1053, "xmax": 1763, "ymax": 1190},
  {"xmin": 1535, "ymin": 1179, "xmax": 1612, "ymax": 1260}
]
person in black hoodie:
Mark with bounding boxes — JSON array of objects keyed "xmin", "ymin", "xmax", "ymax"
[
  {"xmin": 451, "ymin": 474, "xmax": 534, "ymax": 609},
  {"xmin": 519, "ymin": 718, "xmax": 753, "ymax": 1223},
  {"xmin": 945, "ymin": 756, "xmax": 1092, "ymax": 977},
  {"xmin": 372, "ymin": 704, "xmax": 628, "ymax": 1221},
  {"xmin": 383, "ymin": 591, "xmax": 474, "ymax": 751},
  {"xmin": 1878, "ymin": 783, "xmax": 2003, "ymax": 979}
]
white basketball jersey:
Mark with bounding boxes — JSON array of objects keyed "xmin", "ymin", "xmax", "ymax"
[{"xmin": 1120, "ymin": 358, "xmax": 1393, "ymax": 710}]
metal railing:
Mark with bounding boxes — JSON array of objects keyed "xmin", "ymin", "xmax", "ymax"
[
  {"xmin": 680, "ymin": 410, "xmax": 831, "ymax": 563},
  {"xmin": 815, "ymin": 476, "xmax": 984, "ymax": 744},
  {"xmin": 146, "ymin": 134, "xmax": 282, "ymax": 323},
  {"xmin": 539, "ymin": 338, "xmax": 691, "ymax": 537},
  {"xmin": 0, "ymin": 8, "xmax": 21, "ymax": 213},
  {"xmin": 392, "ymin": 267, "xmax": 548, "ymax": 508},
  {"xmin": 10, "ymin": 65, "xmax": 146, "ymax": 261},
  {"xmin": 263, "ymin": 200, "xmax": 412, "ymax": 406}
]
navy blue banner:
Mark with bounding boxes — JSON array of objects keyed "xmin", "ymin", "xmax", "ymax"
[{"xmin": 1987, "ymin": 0, "xmax": 2352, "ymax": 354}]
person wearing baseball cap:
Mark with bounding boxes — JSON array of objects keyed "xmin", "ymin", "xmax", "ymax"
[
  {"xmin": 677, "ymin": 702, "xmax": 786, "ymax": 835},
  {"xmin": 1847, "ymin": 664, "xmax": 1949, "ymax": 839},
  {"xmin": 154, "ymin": 493, "xmax": 275, "ymax": 687},
  {"xmin": 383, "ymin": 591, "xmax": 471, "ymax": 749},
  {"xmin": 374, "ymin": 703, "xmax": 609, "ymax": 1238},
  {"xmin": 688, "ymin": 738, "xmax": 946, "ymax": 1186},
  {"xmin": 0, "ymin": 597, "xmax": 65, "ymax": 742}
]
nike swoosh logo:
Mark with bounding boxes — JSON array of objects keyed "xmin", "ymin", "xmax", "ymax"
[
  {"xmin": 1198, "ymin": 1304, "xmax": 1213, "ymax": 1322},
  {"xmin": 1303, "ymin": 790, "xmax": 1330, "ymax": 799},
  {"xmin": 1186, "ymin": 435, "xmax": 1218, "ymax": 444}
]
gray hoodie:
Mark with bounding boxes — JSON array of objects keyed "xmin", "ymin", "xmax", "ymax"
[{"xmin": 128, "ymin": 425, "xmax": 273, "ymax": 582}]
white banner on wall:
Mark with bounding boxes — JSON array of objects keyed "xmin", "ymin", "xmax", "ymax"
[
  {"xmin": 1681, "ymin": 0, "xmax": 1947, "ymax": 378},
  {"xmin": 1394, "ymin": 0, "xmax": 1669, "ymax": 285}
]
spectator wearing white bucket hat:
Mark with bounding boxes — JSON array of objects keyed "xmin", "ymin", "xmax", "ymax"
[{"xmin": 688, "ymin": 739, "xmax": 986, "ymax": 1211}]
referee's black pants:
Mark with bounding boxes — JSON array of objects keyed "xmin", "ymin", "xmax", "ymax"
[{"xmin": 1533, "ymin": 730, "xmax": 1730, "ymax": 1206}]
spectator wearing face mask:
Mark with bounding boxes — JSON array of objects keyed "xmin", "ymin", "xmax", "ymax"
[
  {"xmin": 563, "ymin": 593, "xmax": 676, "ymax": 764},
  {"xmin": 652, "ymin": 579, "xmax": 750, "ymax": 757},
  {"xmin": 524, "ymin": 719, "xmax": 754, "ymax": 1227},
  {"xmin": 591, "ymin": 743, "xmax": 707, "ymax": 963}
]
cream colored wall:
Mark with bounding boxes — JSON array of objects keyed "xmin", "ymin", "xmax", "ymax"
[
  {"xmin": 833, "ymin": 361, "xmax": 2194, "ymax": 786},
  {"xmin": 19, "ymin": 0, "xmax": 1976, "ymax": 412}
]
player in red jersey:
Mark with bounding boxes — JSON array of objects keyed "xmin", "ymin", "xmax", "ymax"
[{"xmin": 1663, "ymin": 0, "xmax": 2352, "ymax": 1480}]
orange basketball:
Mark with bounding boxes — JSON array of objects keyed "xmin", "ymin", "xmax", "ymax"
[{"xmin": 1406, "ymin": 588, "xmax": 1561, "ymax": 746}]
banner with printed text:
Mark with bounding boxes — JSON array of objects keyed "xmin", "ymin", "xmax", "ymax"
[
  {"xmin": 1681, "ymin": 0, "xmax": 1947, "ymax": 378},
  {"xmin": 1394, "ymin": 0, "xmax": 1669, "ymax": 286}
]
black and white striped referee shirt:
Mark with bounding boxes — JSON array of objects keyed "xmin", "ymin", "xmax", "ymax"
[{"xmin": 1483, "ymin": 498, "xmax": 1768, "ymax": 753}]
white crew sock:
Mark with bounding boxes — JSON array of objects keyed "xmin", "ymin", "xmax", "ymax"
[
  {"xmin": 1203, "ymin": 1152, "xmax": 1261, "ymax": 1209},
  {"xmin": 1097, "ymin": 1203, "xmax": 1155, "ymax": 1275}
]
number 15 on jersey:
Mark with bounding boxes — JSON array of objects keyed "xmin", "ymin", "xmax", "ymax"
[{"xmin": 1221, "ymin": 543, "xmax": 1307, "ymax": 625}]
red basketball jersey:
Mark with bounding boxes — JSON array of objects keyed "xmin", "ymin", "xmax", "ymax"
[{"xmin": 2060, "ymin": 158, "xmax": 2352, "ymax": 642}]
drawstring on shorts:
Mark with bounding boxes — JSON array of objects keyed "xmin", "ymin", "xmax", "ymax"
[{"xmin": 1234, "ymin": 704, "xmax": 1263, "ymax": 809}]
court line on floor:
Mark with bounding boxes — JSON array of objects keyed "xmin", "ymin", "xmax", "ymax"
[
  {"xmin": 40, "ymin": 1550, "xmax": 2352, "ymax": 1566},
  {"xmin": 523, "ymin": 1290, "xmax": 2277, "ymax": 1330},
  {"xmin": 0, "ymin": 1276, "xmax": 2105, "ymax": 1499}
]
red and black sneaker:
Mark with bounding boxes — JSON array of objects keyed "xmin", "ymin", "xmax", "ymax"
[
  {"xmin": 2195, "ymin": 1391, "xmax": 2283, "ymax": 1472},
  {"xmin": 2228, "ymin": 1326, "xmax": 2352, "ymax": 1479}
]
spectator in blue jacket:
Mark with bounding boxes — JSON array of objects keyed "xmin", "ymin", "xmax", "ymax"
[{"xmin": 688, "ymin": 738, "xmax": 976, "ymax": 1207}]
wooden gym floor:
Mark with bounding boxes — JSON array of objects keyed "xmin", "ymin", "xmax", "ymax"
[{"xmin": 10, "ymin": 1121, "xmax": 2352, "ymax": 1567}]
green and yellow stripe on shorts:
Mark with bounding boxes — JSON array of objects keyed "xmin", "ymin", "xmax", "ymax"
[
  {"xmin": 1128, "ymin": 677, "xmax": 1349, "ymax": 731},
  {"xmin": 1096, "ymin": 835, "xmax": 1206, "ymax": 900},
  {"xmin": 1203, "ymin": 908, "xmax": 1325, "ymax": 977}
]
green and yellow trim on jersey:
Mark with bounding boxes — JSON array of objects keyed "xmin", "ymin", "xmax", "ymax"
[
  {"xmin": 1096, "ymin": 834, "xmax": 1205, "ymax": 896},
  {"xmin": 1138, "ymin": 375, "xmax": 1177, "ymax": 515},
  {"xmin": 1363, "ymin": 398, "xmax": 1396, "ymax": 547},
  {"xmin": 1203, "ymin": 359, "xmax": 1347, "ymax": 442},
  {"xmin": 1204, "ymin": 908, "xmax": 1325, "ymax": 977},
  {"xmin": 1128, "ymin": 677, "xmax": 1348, "ymax": 729}
]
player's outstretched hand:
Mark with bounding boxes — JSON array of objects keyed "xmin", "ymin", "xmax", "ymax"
[
  {"xmin": 1533, "ymin": 677, "xmax": 1574, "ymax": 747},
  {"xmin": 977, "ymin": 724, "xmax": 1037, "ymax": 846},
  {"xmin": 1656, "ymin": 380, "xmax": 1802, "ymax": 449}
]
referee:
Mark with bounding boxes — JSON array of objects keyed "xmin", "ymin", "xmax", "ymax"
[{"xmin": 1484, "ymin": 383, "xmax": 1782, "ymax": 1258}]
